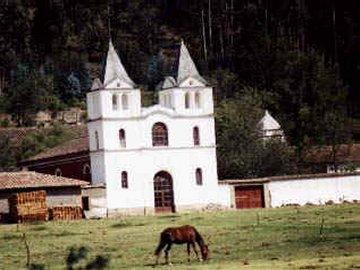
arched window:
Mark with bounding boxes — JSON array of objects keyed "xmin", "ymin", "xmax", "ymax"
[
  {"xmin": 122, "ymin": 94, "xmax": 129, "ymax": 110},
  {"xmin": 152, "ymin": 122, "xmax": 168, "ymax": 146},
  {"xmin": 121, "ymin": 171, "xmax": 128, "ymax": 188},
  {"xmin": 119, "ymin": 129, "xmax": 126, "ymax": 148},
  {"xmin": 55, "ymin": 168, "xmax": 62, "ymax": 177},
  {"xmin": 185, "ymin": 92, "xmax": 190, "ymax": 109},
  {"xmin": 95, "ymin": 131, "xmax": 99, "ymax": 150},
  {"xmin": 112, "ymin": 94, "xmax": 118, "ymax": 110},
  {"xmin": 195, "ymin": 92, "xmax": 201, "ymax": 108},
  {"xmin": 195, "ymin": 168, "xmax": 203, "ymax": 185},
  {"xmin": 193, "ymin": 126, "xmax": 200, "ymax": 146}
]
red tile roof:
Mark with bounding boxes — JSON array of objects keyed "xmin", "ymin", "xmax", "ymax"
[
  {"xmin": 304, "ymin": 144, "xmax": 360, "ymax": 164},
  {"xmin": 0, "ymin": 171, "xmax": 88, "ymax": 190}
]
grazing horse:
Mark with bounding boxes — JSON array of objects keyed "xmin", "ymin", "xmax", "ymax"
[{"xmin": 154, "ymin": 225, "xmax": 209, "ymax": 265}]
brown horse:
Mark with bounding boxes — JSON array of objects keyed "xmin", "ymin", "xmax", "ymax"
[{"xmin": 154, "ymin": 225, "xmax": 209, "ymax": 265}]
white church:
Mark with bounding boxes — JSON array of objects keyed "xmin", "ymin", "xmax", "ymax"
[{"xmin": 87, "ymin": 40, "xmax": 230, "ymax": 214}]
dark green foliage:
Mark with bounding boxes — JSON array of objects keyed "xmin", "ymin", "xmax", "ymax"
[
  {"xmin": 19, "ymin": 124, "xmax": 71, "ymax": 161},
  {"xmin": 1, "ymin": 123, "xmax": 79, "ymax": 169},
  {"xmin": 4, "ymin": 66, "xmax": 48, "ymax": 126},
  {"xmin": 66, "ymin": 246, "xmax": 109, "ymax": 270},
  {"xmin": 66, "ymin": 246, "xmax": 89, "ymax": 269},
  {"xmin": 85, "ymin": 255, "xmax": 109, "ymax": 270},
  {"xmin": 28, "ymin": 264, "xmax": 45, "ymax": 270},
  {"xmin": 273, "ymin": 53, "xmax": 350, "ymax": 164},
  {"xmin": 216, "ymin": 88, "xmax": 296, "ymax": 179},
  {"xmin": 0, "ymin": 136, "xmax": 16, "ymax": 171},
  {"xmin": 66, "ymin": 73, "xmax": 81, "ymax": 98}
]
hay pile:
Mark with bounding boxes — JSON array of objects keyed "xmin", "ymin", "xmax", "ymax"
[
  {"xmin": 8, "ymin": 190, "xmax": 48, "ymax": 223},
  {"xmin": 49, "ymin": 206, "xmax": 83, "ymax": 221}
]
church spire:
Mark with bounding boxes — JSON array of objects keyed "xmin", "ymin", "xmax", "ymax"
[
  {"xmin": 177, "ymin": 40, "xmax": 206, "ymax": 85},
  {"xmin": 103, "ymin": 39, "xmax": 135, "ymax": 88}
]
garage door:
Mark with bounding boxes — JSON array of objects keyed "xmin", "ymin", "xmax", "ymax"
[{"xmin": 235, "ymin": 186, "xmax": 264, "ymax": 209}]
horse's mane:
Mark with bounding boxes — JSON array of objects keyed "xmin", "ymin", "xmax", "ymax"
[{"xmin": 193, "ymin": 228, "xmax": 205, "ymax": 246}]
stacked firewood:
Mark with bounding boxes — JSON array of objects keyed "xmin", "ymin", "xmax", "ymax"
[
  {"xmin": 48, "ymin": 206, "xmax": 83, "ymax": 221},
  {"xmin": 8, "ymin": 190, "xmax": 48, "ymax": 223}
]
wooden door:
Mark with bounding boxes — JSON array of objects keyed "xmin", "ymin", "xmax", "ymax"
[
  {"xmin": 154, "ymin": 171, "xmax": 175, "ymax": 213},
  {"xmin": 235, "ymin": 186, "xmax": 264, "ymax": 209}
]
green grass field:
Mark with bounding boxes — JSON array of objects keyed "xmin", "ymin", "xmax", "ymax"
[{"xmin": 1, "ymin": 204, "xmax": 360, "ymax": 269}]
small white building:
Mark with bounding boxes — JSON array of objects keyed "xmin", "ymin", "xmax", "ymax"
[
  {"xmin": 257, "ymin": 110, "xmax": 285, "ymax": 141},
  {"xmin": 225, "ymin": 172, "xmax": 360, "ymax": 209},
  {"xmin": 86, "ymin": 40, "xmax": 230, "ymax": 215}
]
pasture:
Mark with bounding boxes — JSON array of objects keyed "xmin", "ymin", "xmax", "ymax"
[{"xmin": 1, "ymin": 204, "xmax": 360, "ymax": 269}]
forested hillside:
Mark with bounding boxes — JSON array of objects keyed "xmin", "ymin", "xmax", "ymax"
[{"xmin": 0, "ymin": 0, "xmax": 359, "ymax": 178}]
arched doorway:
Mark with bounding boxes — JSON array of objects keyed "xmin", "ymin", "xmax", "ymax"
[{"xmin": 153, "ymin": 171, "xmax": 175, "ymax": 213}]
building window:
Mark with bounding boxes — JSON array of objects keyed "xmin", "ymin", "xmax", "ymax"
[
  {"xmin": 196, "ymin": 168, "xmax": 203, "ymax": 185},
  {"xmin": 165, "ymin": 94, "xmax": 171, "ymax": 108},
  {"xmin": 55, "ymin": 168, "xmax": 62, "ymax": 177},
  {"xmin": 195, "ymin": 92, "xmax": 201, "ymax": 108},
  {"xmin": 83, "ymin": 164, "xmax": 91, "ymax": 175},
  {"xmin": 152, "ymin": 122, "xmax": 168, "ymax": 146},
  {"xmin": 92, "ymin": 95, "xmax": 98, "ymax": 115},
  {"xmin": 112, "ymin": 94, "xmax": 118, "ymax": 110},
  {"xmin": 122, "ymin": 94, "xmax": 129, "ymax": 110},
  {"xmin": 119, "ymin": 129, "xmax": 126, "ymax": 148},
  {"xmin": 121, "ymin": 171, "xmax": 128, "ymax": 188},
  {"xmin": 193, "ymin": 126, "xmax": 200, "ymax": 146},
  {"xmin": 185, "ymin": 92, "xmax": 190, "ymax": 109},
  {"xmin": 95, "ymin": 131, "xmax": 99, "ymax": 150},
  {"xmin": 82, "ymin": 196, "xmax": 90, "ymax": 211}
]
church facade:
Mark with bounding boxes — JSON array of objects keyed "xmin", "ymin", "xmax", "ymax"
[{"xmin": 87, "ymin": 40, "xmax": 230, "ymax": 214}]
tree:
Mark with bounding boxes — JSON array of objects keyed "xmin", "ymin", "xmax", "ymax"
[
  {"xmin": 273, "ymin": 52, "xmax": 351, "ymax": 169},
  {"xmin": 0, "ymin": 136, "xmax": 16, "ymax": 171},
  {"xmin": 215, "ymin": 87, "xmax": 294, "ymax": 179},
  {"xmin": 67, "ymin": 72, "xmax": 81, "ymax": 98},
  {"xmin": 4, "ymin": 66, "xmax": 49, "ymax": 126},
  {"xmin": 19, "ymin": 124, "xmax": 71, "ymax": 161}
]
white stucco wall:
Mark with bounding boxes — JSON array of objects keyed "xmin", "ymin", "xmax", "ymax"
[
  {"xmin": 267, "ymin": 175, "xmax": 360, "ymax": 207},
  {"xmin": 104, "ymin": 147, "xmax": 224, "ymax": 210},
  {"xmin": 217, "ymin": 183, "xmax": 232, "ymax": 207},
  {"xmin": 99, "ymin": 113, "xmax": 216, "ymax": 151},
  {"xmin": 158, "ymin": 87, "xmax": 214, "ymax": 116},
  {"xmin": 87, "ymin": 89, "xmax": 141, "ymax": 119}
]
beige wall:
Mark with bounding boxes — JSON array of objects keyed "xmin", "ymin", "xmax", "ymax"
[
  {"xmin": 46, "ymin": 187, "xmax": 82, "ymax": 207},
  {"xmin": 0, "ymin": 187, "xmax": 83, "ymax": 216}
]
